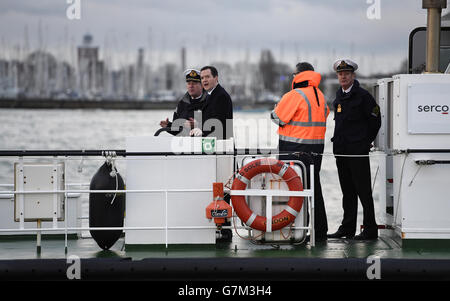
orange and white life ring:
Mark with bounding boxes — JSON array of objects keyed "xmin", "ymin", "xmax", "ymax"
[{"xmin": 231, "ymin": 158, "xmax": 304, "ymax": 232}]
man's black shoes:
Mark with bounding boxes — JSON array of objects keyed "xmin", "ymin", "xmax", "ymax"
[
  {"xmin": 353, "ymin": 231, "xmax": 378, "ymax": 240},
  {"xmin": 327, "ymin": 230, "xmax": 355, "ymax": 239}
]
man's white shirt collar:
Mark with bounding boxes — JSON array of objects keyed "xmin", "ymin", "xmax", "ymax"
[
  {"xmin": 207, "ymin": 84, "xmax": 218, "ymax": 95},
  {"xmin": 342, "ymin": 84, "xmax": 353, "ymax": 94}
]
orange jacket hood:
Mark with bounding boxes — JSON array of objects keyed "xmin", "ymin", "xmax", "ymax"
[{"xmin": 291, "ymin": 70, "xmax": 321, "ymax": 89}]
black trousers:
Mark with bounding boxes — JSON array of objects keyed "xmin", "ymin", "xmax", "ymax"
[
  {"xmin": 278, "ymin": 141, "xmax": 328, "ymax": 238},
  {"xmin": 335, "ymin": 156, "xmax": 377, "ymax": 235}
]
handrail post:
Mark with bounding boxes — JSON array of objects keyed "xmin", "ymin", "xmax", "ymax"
[
  {"xmin": 266, "ymin": 194, "xmax": 272, "ymax": 233},
  {"xmin": 36, "ymin": 219, "xmax": 41, "ymax": 254},
  {"xmin": 310, "ymin": 164, "xmax": 315, "ymax": 247}
]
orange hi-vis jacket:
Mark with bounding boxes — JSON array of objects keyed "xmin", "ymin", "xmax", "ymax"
[{"xmin": 271, "ymin": 70, "xmax": 329, "ymax": 144}]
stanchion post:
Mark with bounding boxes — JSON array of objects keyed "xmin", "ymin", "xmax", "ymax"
[{"xmin": 36, "ymin": 219, "xmax": 41, "ymax": 254}]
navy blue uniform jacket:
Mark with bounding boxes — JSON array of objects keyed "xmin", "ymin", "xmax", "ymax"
[
  {"xmin": 331, "ymin": 80, "xmax": 381, "ymax": 155},
  {"xmin": 167, "ymin": 91, "xmax": 207, "ymax": 136}
]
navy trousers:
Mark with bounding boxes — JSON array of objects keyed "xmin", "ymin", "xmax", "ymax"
[{"xmin": 335, "ymin": 156, "xmax": 377, "ymax": 235}]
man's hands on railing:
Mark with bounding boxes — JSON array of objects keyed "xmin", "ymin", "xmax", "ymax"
[{"xmin": 184, "ymin": 117, "xmax": 197, "ymax": 129}]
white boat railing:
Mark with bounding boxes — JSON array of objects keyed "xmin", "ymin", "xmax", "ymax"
[{"xmin": 0, "ymin": 153, "xmax": 316, "ymax": 250}]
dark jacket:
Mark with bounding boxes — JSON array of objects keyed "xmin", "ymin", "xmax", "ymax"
[
  {"xmin": 167, "ymin": 91, "xmax": 207, "ymax": 136},
  {"xmin": 331, "ymin": 79, "xmax": 381, "ymax": 155},
  {"xmin": 201, "ymin": 84, "xmax": 233, "ymax": 139}
]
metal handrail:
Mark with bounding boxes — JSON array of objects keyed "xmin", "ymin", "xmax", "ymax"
[
  {"xmin": 0, "ymin": 149, "xmax": 306, "ymax": 157},
  {"xmin": 0, "ymin": 224, "xmax": 313, "ymax": 233},
  {"xmin": 0, "ymin": 188, "xmax": 212, "ymax": 194},
  {"xmin": 0, "ymin": 152, "xmax": 317, "ymax": 249}
]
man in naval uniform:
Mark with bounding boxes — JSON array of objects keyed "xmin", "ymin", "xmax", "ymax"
[
  {"xmin": 159, "ymin": 68, "xmax": 207, "ymax": 136},
  {"xmin": 327, "ymin": 59, "xmax": 381, "ymax": 240}
]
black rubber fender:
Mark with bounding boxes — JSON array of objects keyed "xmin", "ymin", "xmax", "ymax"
[{"xmin": 89, "ymin": 162, "xmax": 125, "ymax": 250}]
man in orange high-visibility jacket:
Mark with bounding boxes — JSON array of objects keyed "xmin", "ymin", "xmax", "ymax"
[{"xmin": 271, "ymin": 62, "xmax": 330, "ymax": 242}]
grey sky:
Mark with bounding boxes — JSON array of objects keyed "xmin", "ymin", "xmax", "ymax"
[{"xmin": 0, "ymin": 0, "xmax": 443, "ymax": 75}]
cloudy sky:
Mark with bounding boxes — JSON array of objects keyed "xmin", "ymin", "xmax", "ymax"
[{"xmin": 0, "ymin": 0, "xmax": 446, "ymax": 75}]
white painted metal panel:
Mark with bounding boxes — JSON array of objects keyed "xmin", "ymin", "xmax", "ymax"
[
  {"xmin": 397, "ymin": 153, "xmax": 450, "ymax": 239},
  {"xmin": 14, "ymin": 163, "xmax": 65, "ymax": 221},
  {"xmin": 374, "ymin": 78, "xmax": 393, "ymax": 151},
  {"xmin": 0, "ymin": 162, "xmax": 80, "ymax": 236},
  {"xmin": 407, "ymin": 83, "xmax": 450, "ymax": 134},
  {"xmin": 125, "ymin": 136, "xmax": 219, "ymax": 245},
  {"xmin": 392, "ymin": 74, "xmax": 450, "ymax": 150}
]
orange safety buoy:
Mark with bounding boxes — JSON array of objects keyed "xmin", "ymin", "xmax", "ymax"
[{"xmin": 231, "ymin": 158, "xmax": 303, "ymax": 232}]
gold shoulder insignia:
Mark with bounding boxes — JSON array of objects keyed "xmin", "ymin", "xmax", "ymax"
[{"xmin": 372, "ymin": 105, "xmax": 380, "ymax": 116}]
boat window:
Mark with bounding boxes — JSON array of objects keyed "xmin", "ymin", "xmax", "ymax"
[{"xmin": 409, "ymin": 27, "xmax": 450, "ymax": 73}]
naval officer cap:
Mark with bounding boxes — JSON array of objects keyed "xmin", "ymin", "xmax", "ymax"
[
  {"xmin": 333, "ymin": 59, "xmax": 358, "ymax": 72},
  {"xmin": 184, "ymin": 68, "xmax": 201, "ymax": 82}
]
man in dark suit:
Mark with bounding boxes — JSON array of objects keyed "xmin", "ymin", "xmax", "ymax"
[
  {"xmin": 189, "ymin": 66, "xmax": 233, "ymax": 139},
  {"xmin": 195, "ymin": 66, "xmax": 234, "ymax": 242}
]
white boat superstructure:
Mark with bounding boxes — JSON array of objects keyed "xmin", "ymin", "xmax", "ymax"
[{"xmin": 374, "ymin": 74, "xmax": 450, "ymax": 239}]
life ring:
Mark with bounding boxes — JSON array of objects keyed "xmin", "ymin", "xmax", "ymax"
[{"xmin": 231, "ymin": 158, "xmax": 304, "ymax": 232}]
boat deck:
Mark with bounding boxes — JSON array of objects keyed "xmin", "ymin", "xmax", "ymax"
[{"xmin": 1, "ymin": 229, "xmax": 450, "ymax": 280}]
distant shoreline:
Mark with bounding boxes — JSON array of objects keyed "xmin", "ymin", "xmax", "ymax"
[{"xmin": 0, "ymin": 98, "xmax": 274, "ymax": 111}]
